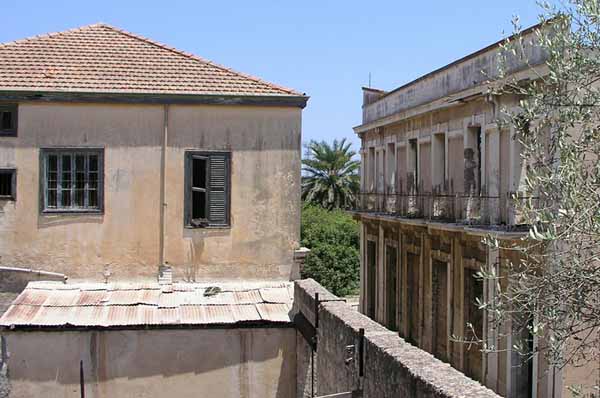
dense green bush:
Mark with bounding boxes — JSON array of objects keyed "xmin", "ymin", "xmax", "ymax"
[{"xmin": 300, "ymin": 204, "xmax": 359, "ymax": 296}]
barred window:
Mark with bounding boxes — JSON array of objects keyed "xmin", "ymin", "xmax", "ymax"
[
  {"xmin": 41, "ymin": 149, "xmax": 103, "ymax": 212},
  {"xmin": 185, "ymin": 151, "xmax": 230, "ymax": 228}
]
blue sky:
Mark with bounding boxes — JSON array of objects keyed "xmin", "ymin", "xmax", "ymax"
[{"xmin": 1, "ymin": 1, "xmax": 542, "ymax": 151}]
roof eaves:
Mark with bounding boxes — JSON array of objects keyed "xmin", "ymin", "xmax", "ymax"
[{"xmin": 0, "ymin": 89, "xmax": 309, "ymax": 108}]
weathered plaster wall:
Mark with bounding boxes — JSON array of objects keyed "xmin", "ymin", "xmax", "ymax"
[
  {"xmin": 361, "ymin": 27, "xmax": 547, "ymax": 124},
  {"xmin": 0, "ymin": 267, "xmax": 66, "ymax": 293},
  {"xmin": 4, "ymin": 327, "xmax": 296, "ymax": 398},
  {"xmin": 0, "ymin": 102, "xmax": 301, "ymax": 281},
  {"xmin": 294, "ymin": 278, "xmax": 500, "ymax": 398}
]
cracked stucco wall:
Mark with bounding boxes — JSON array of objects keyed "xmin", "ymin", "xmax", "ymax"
[{"xmin": 0, "ymin": 103, "xmax": 302, "ymax": 281}]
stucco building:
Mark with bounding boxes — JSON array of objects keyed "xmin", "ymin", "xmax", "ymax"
[
  {"xmin": 0, "ymin": 23, "xmax": 308, "ymax": 282},
  {"xmin": 352, "ymin": 22, "xmax": 598, "ymax": 398},
  {"xmin": 0, "ymin": 24, "xmax": 307, "ymax": 398}
]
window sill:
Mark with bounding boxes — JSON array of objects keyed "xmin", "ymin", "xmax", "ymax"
[
  {"xmin": 41, "ymin": 209, "xmax": 104, "ymax": 216},
  {"xmin": 0, "ymin": 131, "xmax": 17, "ymax": 137},
  {"xmin": 0, "ymin": 196, "xmax": 15, "ymax": 201},
  {"xmin": 184, "ymin": 224, "xmax": 231, "ymax": 230}
]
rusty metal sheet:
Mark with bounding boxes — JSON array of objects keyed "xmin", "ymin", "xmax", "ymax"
[
  {"xmin": 199, "ymin": 291, "xmax": 235, "ymax": 305},
  {"xmin": 104, "ymin": 290, "xmax": 158, "ymax": 306},
  {"xmin": 259, "ymin": 287, "xmax": 292, "ymax": 304},
  {"xmin": 76, "ymin": 283, "xmax": 109, "ymax": 291},
  {"xmin": 157, "ymin": 291, "xmax": 180, "ymax": 308},
  {"xmin": 74, "ymin": 290, "xmax": 108, "ymax": 306},
  {"xmin": 108, "ymin": 282, "xmax": 158, "ymax": 291},
  {"xmin": 230, "ymin": 304, "xmax": 261, "ymax": 322},
  {"xmin": 12, "ymin": 289, "xmax": 51, "ymax": 306},
  {"xmin": 153, "ymin": 308, "xmax": 180, "ymax": 325},
  {"xmin": 256, "ymin": 303, "xmax": 292, "ymax": 323},
  {"xmin": 31, "ymin": 306, "xmax": 73, "ymax": 326},
  {"xmin": 68, "ymin": 306, "xmax": 108, "ymax": 327},
  {"xmin": 105, "ymin": 306, "xmax": 142, "ymax": 326},
  {"xmin": 0, "ymin": 304, "xmax": 42, "ymax": 326},
  {"xmin": 172, "ymin": 283, "xmax": 196, "ymax": 292},
  {"xmin": 43, "ymin": 289, "xmax": 80, "ymax": 307},
  {"xmin": 233, "ymin": 290, "xmax": 262, "ymax": 305},
  {"xmin": 107, "ymin": 290, "xmax": 141, "ymax": 306},
  {"xmin": 1, "ymin": 281, "xmax": 296, "ymax": 328},
  {"xmin": 26, "ymin": 281, "xmax": 76, "ymax": 290},
  {"xmin": 177, "ymin": 290, "xmax": 205, "ymax": 306},
  {"xmin": 200, "ymin": 306, "xmax": 236, "ymax": 324}
]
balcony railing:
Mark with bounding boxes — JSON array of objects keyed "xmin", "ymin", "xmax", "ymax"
[{"xmin": 355, "ymin": 192, "xmax": 539, "ymax": 226}]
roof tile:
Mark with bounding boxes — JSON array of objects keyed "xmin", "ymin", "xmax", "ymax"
[{"xmin": 0, "ymin": 24, "xmax": 302, "ymax": 96}]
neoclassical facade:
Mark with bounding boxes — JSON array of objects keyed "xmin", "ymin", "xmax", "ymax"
[{"xmin": 352, "ymin": 22, "xmax": 597, "ymax": 397}]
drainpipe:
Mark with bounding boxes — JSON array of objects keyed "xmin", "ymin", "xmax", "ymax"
[{"xmin": 159, "ymin": 105, "xmax": 169, "ymax": 270}]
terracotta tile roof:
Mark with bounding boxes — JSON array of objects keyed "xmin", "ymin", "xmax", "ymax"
[
  {"xmin": 0, "ymin": 281, "xmax": 293, "ymax": 329},
  {"xmin": 0, "ymin": 23, "xmax": 303, "ymax": 97}
]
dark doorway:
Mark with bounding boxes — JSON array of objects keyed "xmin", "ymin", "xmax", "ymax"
[
  {"xmin": 406, "ymin": 253, "xmax": 420, "ymax": 345},
  {"xmin": 386, "ymin": 245, "xmax": 398, "ymax": 331},
  {"xmin": 432, "ymin": 260, "xmax": 449, "ymax": 362},
  {"xmin": 463, "ymin": 268, "xmax": 484, "ymax": 383},
  {"xmin": 366, "ymin": 240, "xmax": 377, "ymax": 319}
]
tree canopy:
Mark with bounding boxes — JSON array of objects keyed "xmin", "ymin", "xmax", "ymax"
[
  {"xmin": 481, "ymin": 2, "xmax": 600, "ymax": 390},
  {"xmin": 301, "ymin": 138, "xmax": 360, "ymax": 210}
]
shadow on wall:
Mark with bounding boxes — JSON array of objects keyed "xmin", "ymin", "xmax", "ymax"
[
  {"xmin": 4, "ymin": 328, "xmax": 297, "ymax": 398},
  {"xmin": 0, "ymin": 267, "xmax": 67, "ymax": 293}
]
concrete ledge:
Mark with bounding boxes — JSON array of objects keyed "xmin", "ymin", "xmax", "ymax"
[
  {"xmin": 0, "ymin": 267, "xmax": 67, "ymax": 293},
  {"xmin": 293, "ymin": 279, "xmax": 346, "ymax": 327},
  {"xmin": 294, "ymin": 278, "xmax": 500, "ymax": 398}
]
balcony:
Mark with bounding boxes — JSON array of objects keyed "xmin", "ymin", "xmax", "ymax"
[{"xmin": 354, "ymin": 192, "xmax": 538, "ymax": 227}]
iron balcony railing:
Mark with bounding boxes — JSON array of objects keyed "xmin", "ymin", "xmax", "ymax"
[{"xmin": 355, "ymin": 192, "xmax": 539, "ymax": 226}]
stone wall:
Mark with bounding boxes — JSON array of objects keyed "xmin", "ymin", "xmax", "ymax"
[{"xmin": 294, "ymin": 279, "xmax": 500, "ymax": 398}]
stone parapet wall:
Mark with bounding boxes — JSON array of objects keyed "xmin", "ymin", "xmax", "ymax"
[{"xmin": 294, "ymin": 279, "xmax": 500, "ymax": 398}]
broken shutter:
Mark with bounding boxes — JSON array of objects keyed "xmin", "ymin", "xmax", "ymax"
[{"xmin": 208, "ymin": 154, "xmax": 229, "ymax": 225}]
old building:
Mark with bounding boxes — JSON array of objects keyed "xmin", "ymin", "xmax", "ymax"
[
  {"xmin": 352, "ymin": 22, "xmax": 598, "ymax": 398},
  {"xmin": 0, "ymin": 24, "xmax": 308, "ymax": 398},
  {"xmin": 0, "ymin": 23, "xmax": 307, "ymax": 282}
]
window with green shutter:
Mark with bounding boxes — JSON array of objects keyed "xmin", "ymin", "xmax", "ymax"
[{"xmin": 185, "ymin": 151, "xmax": 230, "ymax": 228}]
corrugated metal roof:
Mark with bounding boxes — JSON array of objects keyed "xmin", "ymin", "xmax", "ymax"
[
  {"xmin": 259, "ymin": 288, "xmax": 293, "ymax": 304},
  {"xmin": 0, "ymin": 281, "xmax": 293, "ymax": 329}
]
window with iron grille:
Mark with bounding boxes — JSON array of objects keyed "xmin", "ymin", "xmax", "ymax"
[
  {"xmin": 0, "ymin": 104, "xmax": 17, "ymax": 136},
  {"xmin": 0, "ymin": 169, "xmax": 16, "ymax": 200},
  {"xmin": 185, "ymin": 151, "xmax": 230, "ymax": 228},
  {"xmin": 40, "ymin": 149, "xmax": 104, "ymax": 213}
]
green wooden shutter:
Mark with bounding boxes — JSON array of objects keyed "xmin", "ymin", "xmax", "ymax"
[{"xmin": 208, "ymin": 154, "xmax": 229, "ymax": 225}]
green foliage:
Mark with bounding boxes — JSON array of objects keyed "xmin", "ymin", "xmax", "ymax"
[
  {"xmin": 483, "ymin": 1, "xmax": 600, "ymax": 376},
  {"xmin": 300, "ymin": 204, "xmax": 359, "ymax": 296},
  {"xmin": 302, "ymin": 139, "xmax": 360, "ymax": 210}
]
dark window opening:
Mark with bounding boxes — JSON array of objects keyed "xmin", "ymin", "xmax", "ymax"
[
  {"xmin": 366, "ymin": 240, "xmax": 377, "ymax": 319},
  {"xmin": 409, "ymin": 139, "xmax": 419, "ymax": 193},
  {"xmin": 406, "ymin": 253, "xmax": 420, "ymax": 346},
  {"xmin": 386, "ymin": 245, "xmax": 398, "ymax": 331},
  {"xmin": 432, "ymin": 260, "xmax": 449, "ymax": 362},
  {"xmin": 0, "ymin": 104, "xmax": 17, "ymax": 136},
  {"xmin": 476, "ymin": 128, "xmax": 482, "ymax": 195},
  {"xmin": 0, "ymin": 169, "xmax": 16, "ymax": 200},
  {"xmin": 463, "ymin": 268, "xmax": 484, "ymax": 383},
  {"xmin": 185, "ymin": 152, "xmax": 230, "ymax": 228},
  {"xmin": 41, "ymin": 149, "xmax": 103, "ymax": 212}
]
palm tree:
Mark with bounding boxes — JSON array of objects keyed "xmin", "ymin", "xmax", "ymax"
[{"xmin": 302, "ymin": 139, "xmax": 360, "ymax": 209}]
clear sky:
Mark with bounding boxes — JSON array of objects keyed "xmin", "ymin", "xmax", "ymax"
[{"xmin": 2, "ymin": 0, "xmax": 543, "ymax": 151}]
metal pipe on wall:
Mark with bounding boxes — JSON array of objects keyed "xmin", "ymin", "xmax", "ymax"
[{"xmin": 159, "ymin": 104, "xmax": 169, "ymax": 268}]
